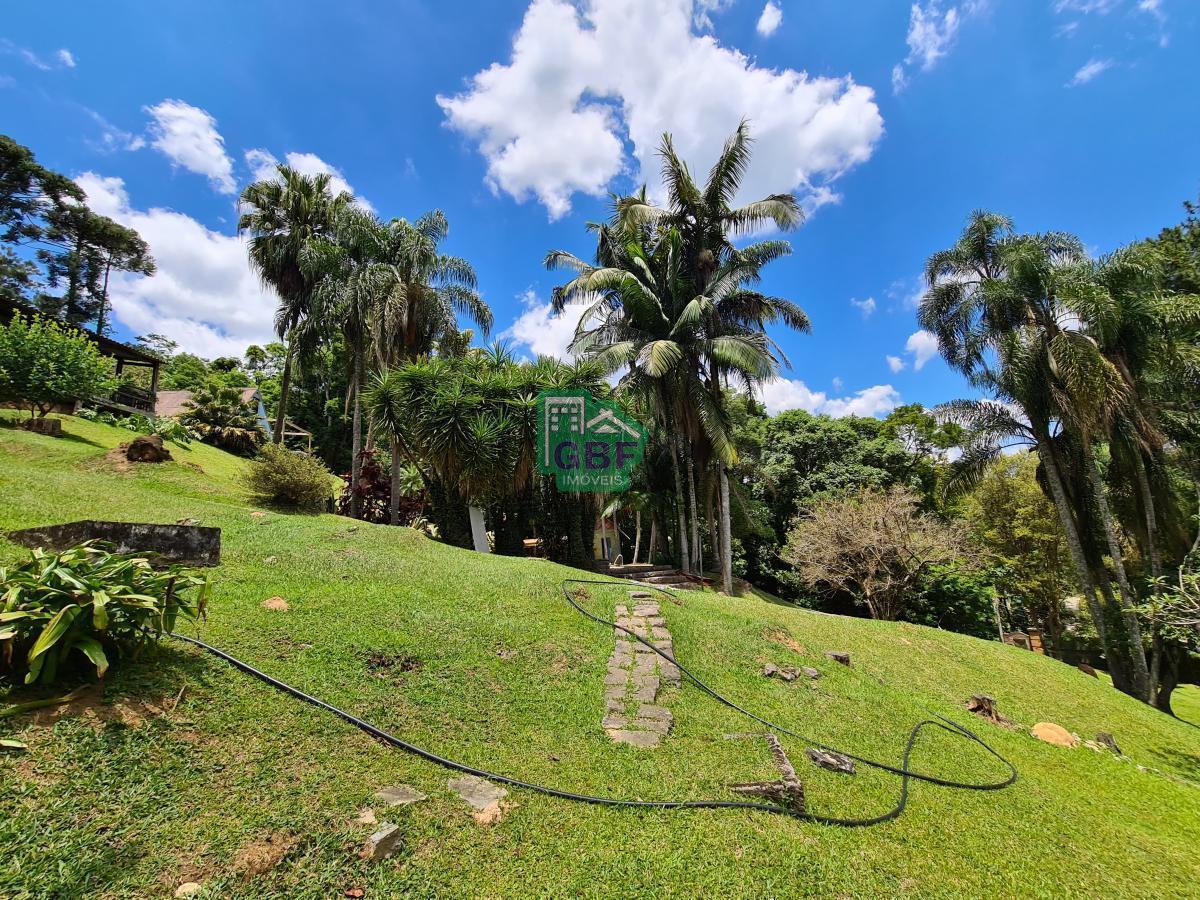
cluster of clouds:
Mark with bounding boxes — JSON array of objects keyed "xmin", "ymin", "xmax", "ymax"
[
  {"xmin": 892, "ymin": 1, "xmax": 988, "ymax": 94},
  {"xmin": 892, "ymin": 0, "xmax": 1169, "ymax": 95},
  {"xmin": 71, "ymin": 99, "xmax": 368, "ymax": 356},
  {"xmin": 437, "ymin": 0, "xmax": 882, "ymax": 220}
]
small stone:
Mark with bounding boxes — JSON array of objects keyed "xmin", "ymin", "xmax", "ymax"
[
  {"xmin": 801, "ymin": 667, "xmax": 821, "ymax": 679},
  {"xmin": 806, "ymin": 747, "xmax": 856, "ymax": 774},
  {"xmin": 250, "ymin": 511, "xmax": 268, "ymax": 519},
  {"xmin": 631, "ymin": 676, "xmax": 660, "ymax": 701},
  {"xmin": 175, "ymin": 884, "xmax": 203, "ymax": 898},
  {"xmin": 637, "ymin": 704, "xmax": 671, "ymax": 721},
  {"xmin": 630, "ymin": 591, "xmax": 653, "ymax": 599},
  {"xmin": 177, "ymin": 517, "xmax": 201, "ymax": 526},
  {"xmin": 448, "ymin": 775, "xmax": 508, "ymax": 824},
  {"xmin": 356, "ymin": 807, "xmax": 377, "ymax": 825},
  {"xmin": 609, "ymin": 729, "xmax": 661, "ymax": 748},
  {"xmin": 779, "ymin": 668, "xmax": 798, "ymax": 683},
  {"xmin": 824, "ymin": 651, "xmax": 851, "ymax": 666},
  {"xmin": 1031, "ymin": 722, "xmax": 1078, "ymax": 748},
  {"xmin": 1096, "ymin": 732, "xmax": 1121, "ymax": 754},
  {"xmin": 261, "ymin": 596, "xmax": 289, "ymax": 611},
  {"xmin": 262, "ymin": 555, "xmax": 277, "ymax": 564},
  {"xmin": 631, "ymin": 716, "xmax": 672, "ymax": 734},
  {"xmin": 374, "ymin": 784, "xmax": 427, "ymax": 806},
  {"xmin": 363, "ymin": 823, "xmax": 402, "ymax": 862}
]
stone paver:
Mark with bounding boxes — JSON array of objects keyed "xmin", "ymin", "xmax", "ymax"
[
  {"xmin": 602, "ymin": 593, "xmax": 678, "ymax": 748},
  {"xmin": 448, "ymin": 775, "xmax": 508, "ymax": 824}
]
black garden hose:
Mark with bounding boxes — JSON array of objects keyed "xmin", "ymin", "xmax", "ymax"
[{"xmin": 169, "ymin": 577, "xmax": 1016, "ymax": 827}]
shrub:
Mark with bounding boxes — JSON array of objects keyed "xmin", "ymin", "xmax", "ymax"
[
  {"xmin": 783, "ymin": 487, "xmax": 971, "ymax": 621},
  {"xmin": 0, "ymin": 543, "xmax": 208, "ymax": 686},
  {"xmin": 0, "ymin": 315, "xmax": 116, "ymax": 418},
  {"xmin": 245, "ymin": 444, "xmax": 333, "ymax": 511},
  {"xmin": 180, "ymin": 381, "xmax": 264, "ymax": 456}
]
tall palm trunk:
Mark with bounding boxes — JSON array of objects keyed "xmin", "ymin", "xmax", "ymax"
[
  {"xmin": 1037, "ymin": 434, "xmax": 1112, "ymax": 654},
  {"xmin": 1128, "ymin": 458, "xmax": 1166, "ymax": 705},
  {"xmin": 671, "ymin": 431, "xmax": 691, "ymax": 572},
  {"xmin": 350, "ymin": 351, "xmax": 363, "ymax": 520},
  {"xmin": 719, "ymin": 464, "xmax": 733, "ymax": 595},
  {"xmin": 648, "ymin": 515, "xmax": 658, "ymax": 566},
  {"xmin": 273, "ymin": 342, "xmax": 294, "ymax": 445},
  {"xmin": 685, "ymin": 446, "xmax": 701, "ymax": 575},
  {"xmin": 1081, "ymin": 438, "xmax": 1151, "ymax": 700}
]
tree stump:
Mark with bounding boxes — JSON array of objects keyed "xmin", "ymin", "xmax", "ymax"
[
  {"xmin": 23, "ymin": 417, "xmax": 63, "ymax": 437},
  {"xmin": 125, "ymin": 434, "xmax": 172, "ymax": 463}
]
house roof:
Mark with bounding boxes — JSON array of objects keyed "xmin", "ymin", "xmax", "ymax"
[{"xmin": 155, "ymin": 386, "xmax": 260, "ymax": 417}]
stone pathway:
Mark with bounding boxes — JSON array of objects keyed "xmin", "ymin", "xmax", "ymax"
[{"xmin": 602, "ymin": 591, "xmax": 680, "ymax": 748}]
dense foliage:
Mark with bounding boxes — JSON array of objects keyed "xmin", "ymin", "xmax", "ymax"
[
  {"xmin": 0, "ymin": 314, "xmax": 116, "ymax": 417},
  {"xmin": 244, "ymin": 444, "xmax": 334, "ymax": 511},
  {"xmin": 180, "ymin": 382, "xmax": 265, "ymax": 456},
  {"xmin": 0, "ymin": 543, "xmax": 207, "ymax": 686},
  {"xmin": 1, "ymin": 135, "xmax": 154, "ymax": 332},
  {"xmin": 783, "ymin": 487, "xmax": 969, "ymax": 621}
]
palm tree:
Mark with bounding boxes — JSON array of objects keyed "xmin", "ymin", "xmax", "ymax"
[
  {"xmin": 547, "ymin": 125, "xmax": 809, "ymax": 591},
  {"xmin": 365, "ymin": 212, "xmax": 491, "ymax": 524},
  {"xmin": 238, "ymin": 165, "xmax": 351, "ymax": 444},
  {"xmin": 609, "ymin": 123, "xmax": 809, "ymax": 593},
  {"xmin": 922, "ymin": 213, "xmax": 1153, "ymax": 699}
]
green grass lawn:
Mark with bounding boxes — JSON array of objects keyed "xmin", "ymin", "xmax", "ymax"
[{"xmin": 2, "ymin": 412, "xmax": 1199, "ymax": 899}]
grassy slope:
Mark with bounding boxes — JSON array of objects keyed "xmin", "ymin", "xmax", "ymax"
[{"xmin": 1, "ymin": 413, "xmax": 1199, "ymax": 900}]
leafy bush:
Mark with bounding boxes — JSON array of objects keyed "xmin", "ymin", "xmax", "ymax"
[
  {"xmin": 76, "ymin": 408, "xmax": 196, "ymax": 446},
  {"xmin": 245, "ymin": 444, "xmax": 334, "ymax": 511},
  {"xmin": 0, "ymin": 543, "xmax": 207, "ymax": 686},
  {"xmin": 0, "ymin": 315, "xmax": 116, "ymax": 417}
]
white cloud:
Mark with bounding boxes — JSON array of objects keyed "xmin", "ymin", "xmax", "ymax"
[
  {"xmin": 693, "ymin": 0, "xmax": 734, "ymax": 29},
  {"xmin": 1054, "ymin": 0, "xmax": 1120, "ymax": 12},
  {"xmin": 831, "ymin": 376, "xmax": 843, "ymax": 391},
  {"xmin": 500, "ymin": 289, "xmax": 591, "ymax": 360},
  {"xmin": 75, "ymin": 172, "xmax": 277, "ymax": 358},
  {"xmin": 905, "ymin": 329, "xmax": 940, "ymax": 369},
  {"xmin": 892, "ymin": 1, "xmax": 987, "ymax": 94},
  {"xmin": 757, "ymin": 377, "xmax": 901, "ymax": 418},
  {"xmin": 1, "ymin": 39, "xmax": 76, "ymax": 71},
  {"xmin": 1067, "ymin": 57, "xmax": 1113, "ymax": 86},
  {"xmin": 850, "ymin": 296, "xmax": 876, "ymax": 317},
  {"xmin": 756, "ymin": 2, "xmax": 783, "ymax": 37},
  {"xmin": 438, "ymin": 0, "xmax": 883, "ymax": 220},
  {"xmin": 83, "ymin": 109, "xmax": 145, "ymax": 153},
  {"xmin": 243, "ymin": 148, "xmax": 373, "ymax": 211},
  {"xmin": 144, "ymin": 99, "xmax": 236, "ymax": 194},
  {"xmin": 886, "ymin": 354, "xmax": 906, "ymax": 373}
]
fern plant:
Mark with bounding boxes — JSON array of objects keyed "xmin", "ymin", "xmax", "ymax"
[{"xmin": 0, "ymin": 543, "xmax": 208, "ymax": 686}]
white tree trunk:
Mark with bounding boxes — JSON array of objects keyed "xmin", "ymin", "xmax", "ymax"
[
  {"xmin": 468, "ymin": 506, "xmax": 490, "ymax": 553},
  {"xmin": 633, "ymin": 510, "xmax": 642, "ymax": 565}
]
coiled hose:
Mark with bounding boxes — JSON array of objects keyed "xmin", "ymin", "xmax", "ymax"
[{"xmin": 169, "ymin": 577, "xmax": 1017, "ymax": 827}]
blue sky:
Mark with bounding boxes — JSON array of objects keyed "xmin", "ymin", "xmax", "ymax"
[{"xmin": 3, "ymin": 0, "xmax": 1196, "ymax": 416}]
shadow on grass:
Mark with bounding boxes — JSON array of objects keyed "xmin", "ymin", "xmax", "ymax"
[{"xmin": 1148, "ymin": 747, "xmax": 1200, "ymax": 782}]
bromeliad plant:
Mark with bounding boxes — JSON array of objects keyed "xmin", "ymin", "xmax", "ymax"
[{"xmin": 0, "ymin": 542, "xmax": 208, "ymax": 686}]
